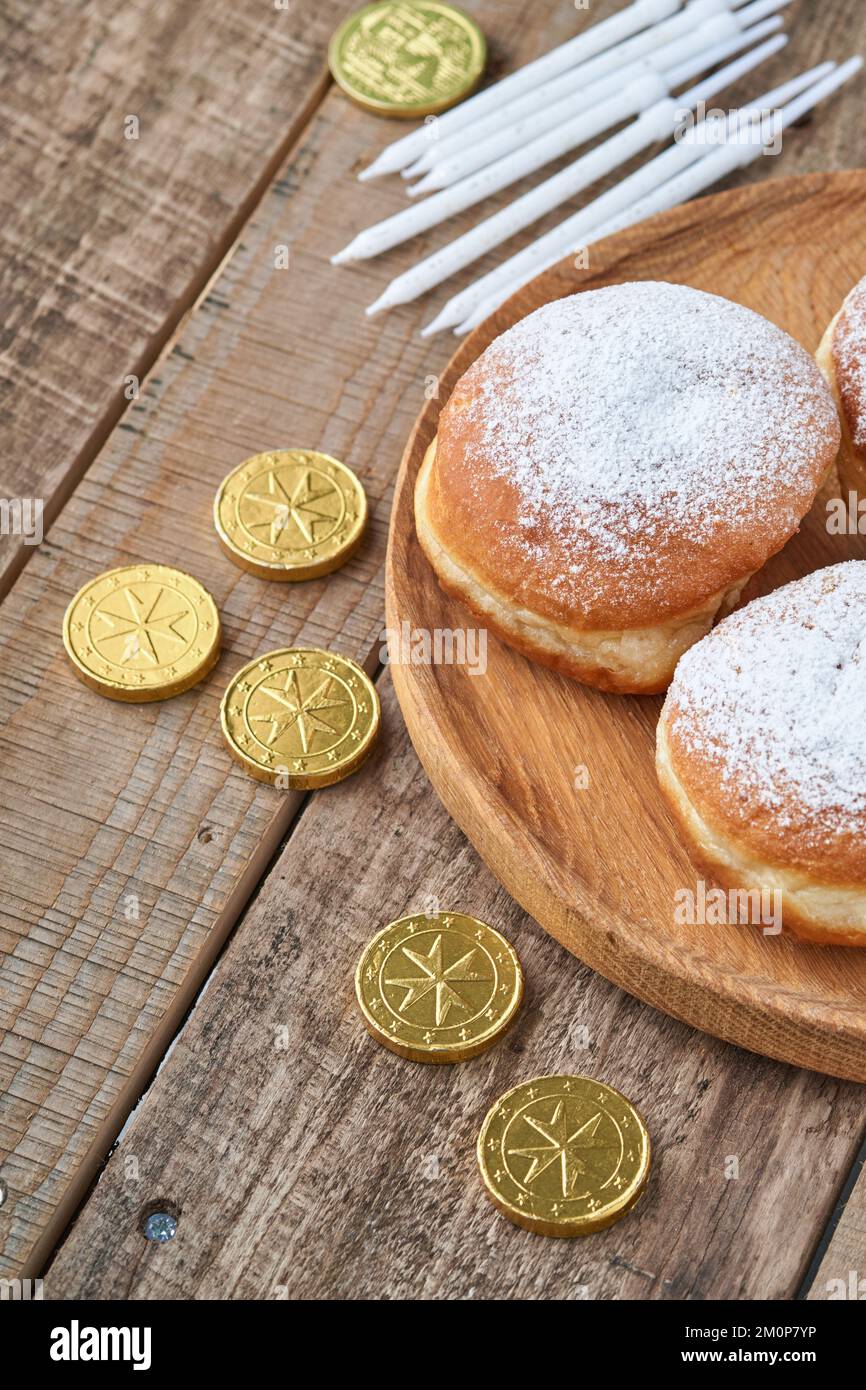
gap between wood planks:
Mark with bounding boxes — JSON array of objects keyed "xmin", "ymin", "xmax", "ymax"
[
  {"xmin": 12, "ymin": 789, "xmax": 302, "ymax": 1281},
  {"xmin": 39, "ymin": 647, "xmax": 390, "ymax": 1284},
  {"xmin": 799, "ymin": 1128, "xmax": 866, "ymax": 1299},
  {"xmin": 0, "ymin": 65, "xmax": 332, "ymax": 606}
]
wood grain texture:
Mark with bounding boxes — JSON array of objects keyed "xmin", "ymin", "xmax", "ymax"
[
  {"xmin": 46, "ymin": 677, "xmax": 866, "ymax": 1301},
  {"xmin": 0, "ymin": 0, "xmax": 584, "ymax": 1286},
  {"xmin": 0, "ymin": 0, "xmax": 346, "ymax": 595},
  {"xmin": 4, "ymin": 0, "xmax": 866, "ymax": 1295},
  {"xmin": 388, "ymin": 172, "xmax": 866, "ymax": 1082},
  {"xmin": 806, "ymin": 1151, "xmax": 866, "ymax": 1299}
]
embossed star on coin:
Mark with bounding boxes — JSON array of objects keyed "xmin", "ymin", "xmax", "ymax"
[
  {"xmin": 62, "ymin": 564, "xmax": 221, "ymax": 701},
  {"xmin": 477, "ymin": 1075, "xmax": 651, "ymax": 1236},
  {"xmin": 328, "ymin": 1, "xmax": 486, "ymax": 118},
  {"xmin": 213, "ymin": 449, "xmax": 366, "ymax": 581},
  {"xmin": 220, "ymin": 647, "xmax": 380, "ymax": 787},
  {"xmin": 355, "ymin": 912, "xmax": 523, "ymax": 1063}
]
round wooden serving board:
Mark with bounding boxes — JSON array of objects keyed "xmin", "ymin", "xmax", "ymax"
[{"xmin": 386, "ymin": 171, "xmax": 866, "ymax": 1083}]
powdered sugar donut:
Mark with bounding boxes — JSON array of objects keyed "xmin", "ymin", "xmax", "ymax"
[
  {"xmin": 416, "ymin": 281, "xmax": 840, "ymax": 693},
  {"xmin": 657, "ymin": 562, "xmax": 866, "ymax": 947},
  {"xmin": 816, "ymin": 273, "xmax": 866, "ymax": 498}
]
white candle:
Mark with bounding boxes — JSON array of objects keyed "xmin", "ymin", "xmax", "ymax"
[
  {"xmin": 331, "ymin": 15, "xmax": 782, "ymax": 265},
  {"xmin": 452, "ymin": 58, "xmax": 863, "ymax": 334},
  {"xmin": 408, "ymin": 0, "xmax": 791, "ymax": 195},
  {"xmin": 368, "ymin": 106, "xmax": 679, "ymax": 317},
  {"xmin": 356, "ymin": 0, "xmax": 683, "ymax": 182},
  {"xmin": 367, "ymin": 34, "xmax": 786, "ymax": 316},
  {"xmin": 401, "ymin": 0, "xmax": 735, "ymax": 182},
  {"xmin": 423, "ymin": 60, "xmax": 834, "ymax": 335}
]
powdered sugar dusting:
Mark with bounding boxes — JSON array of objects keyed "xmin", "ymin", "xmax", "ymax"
[
  {"xmin": 457, "ymin": 283, "xmax": 835, "ymax": 599},
  {"xmin": 669, "ymin": 562, "xmax": 866, "ymax": 833},
  {"xmin": 834, "ymin": 274, "xmax": 866, "ymax": 450}
]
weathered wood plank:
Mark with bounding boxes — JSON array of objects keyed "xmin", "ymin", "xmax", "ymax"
[
  {"xmin": 804, "ymin": 1156, "xmax": 866, "ymax": 1300},
  {"xmin": 0, "ymin": 0, "xmax": 583, "ymax": 1286},
  {"xmin": 46, "ymin": 678, "xmax": 866, "ymax": 1301},
  {"xmin": 0, "ymin": 0, "xmax": 346, "ymax": 595}
]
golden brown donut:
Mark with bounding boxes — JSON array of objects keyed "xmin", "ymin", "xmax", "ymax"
[
  {"xmin": 816, "ymin": 273, "xmax": 866, "ymax": 497},
  {"xmin": 417, "ymin": 282, "xmax": 840, "ymax": 693},
  {"xmin": 657, "ymin": 562, "xmax": 866, "ymax": 947}
]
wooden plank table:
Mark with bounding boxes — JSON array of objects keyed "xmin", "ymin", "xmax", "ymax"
[
  {"xmin": 1, "ymin": 0, "xmax": 865, "ymax": 1298},
  {"xmin": 0, "ymin": 0, "xmax": 345, "ymax": 599}
]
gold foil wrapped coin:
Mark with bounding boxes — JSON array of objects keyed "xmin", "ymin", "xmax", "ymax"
[
  {"xmin": 62, "ymin": 564, "xmax": 221, "ymax": 702},
  {"xmin": 329, "ymin": 1, "xmax": 486, "ymax": 118},
  {"xmin": 477, "ymin": 1075, "xmax": 651, "ymax": 1236},
  {"xmin": 213, "ymin": 449, "xmax": 367, "ymax": 582},
  {"xmin": 355, "ymin": 912, "xmax": 523, "ymax": 1063},
  {"xmin": 220, "ymin": 647, "xmax": 380, "ymax": 787}
]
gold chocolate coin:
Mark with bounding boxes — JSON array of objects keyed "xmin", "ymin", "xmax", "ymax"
[
  {"xmin": 328, "ymin": 1, "xmax": 486, "ymax": 119},
  {"xmin": 62, "ymin": 564, "xmax": 221, "ymax": 702},
  {"xmin": 355, "ymin": 912, "xmax": 523, "ymax": 1063},
  {"xmin": 220, "ymin": 647, "xmax": 380, "ymax": 787},
  {"xmin": 213, "ymin": 449, "xmax": 367, "ymax": 582},
  {"xmin": 477, "ymin": 1075, "xmax": 651, "ymax": 1236}
]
